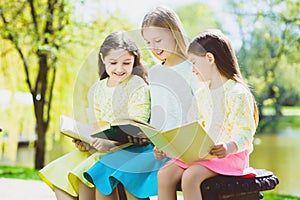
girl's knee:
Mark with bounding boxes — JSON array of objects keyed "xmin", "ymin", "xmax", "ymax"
[
  {"xmin": 157, "ymin": 168, "xmax": 171, "ymax": 186},
  {"xmin": 181, "ymin": 165, "xmax": 216, "ymax": 191},
  {"xmin": 157, "ymin": 165, "xmax": 182, "ymax": 187},
  {"xmin": 181, "ymin": 167, "xmax": 207, "ymax": 190},
  {"xmin": 181, "ymin": 169, "xmax": 201, "ymax": 189}
]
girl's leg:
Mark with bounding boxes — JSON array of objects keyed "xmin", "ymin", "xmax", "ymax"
[
  {"xmin": 95, "ymin": 188, "xmax": 119, "ymax": 200},
  {"xmin": 157, "ymin": 162, "xmax": 184, "ymax": 200},
  {"xmin": 181, "ymin": 164, "xmax": 216, "ymax": 200},
  {"xmin": 53, "ymin": 186, "xmax": 77, "ymax": 200},
  {"xmin": 78, "ymin": 180, "xmax": 95, "ymax": 200}
]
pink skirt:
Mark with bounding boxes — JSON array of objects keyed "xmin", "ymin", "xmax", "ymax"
[{"xmin": 173, "ymin": 150, "xmax": 255, "ymax": 176}]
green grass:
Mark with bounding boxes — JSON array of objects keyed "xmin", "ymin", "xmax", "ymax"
[
  {"xmin": 262, "ymin": 106, "xmax": 300, "ymax": 116},
  {"xmin": 262, "ymin": 192, "xmax": 300, "ymax": 200},
  {"xmin": 258, "ymin": 105, "xmax": 300, "ymax": 133},
  {"xmin": 258, "ymin": 115, "xmax": 300, "ymax": 133},
  {"xmin": 0, "ymin": 166, "xmax": 40, "ymax": 180}
]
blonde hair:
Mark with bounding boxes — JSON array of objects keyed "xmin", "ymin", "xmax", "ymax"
[{"xmin": 141, "ymin": 6, "xmax": 188, "ymax": 61}]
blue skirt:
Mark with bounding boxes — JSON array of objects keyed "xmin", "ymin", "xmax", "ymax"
[{"xmin": 84, "ymin": 144, "xmax": 169, "ymax": 198}]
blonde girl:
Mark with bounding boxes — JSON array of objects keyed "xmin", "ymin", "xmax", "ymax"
[{"xmin": 84, "ymin": 6, "xmax": 199, "ymax": 200}]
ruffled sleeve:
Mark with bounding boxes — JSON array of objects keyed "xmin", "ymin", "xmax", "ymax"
[
  {"xmin": 86, "ymin": 81, "xmax": 100, "ymax": 124},
  {"xmin": 227, "ymin": 87, "xmax": 256, "ymax": 153},
  {"xmin": 128, "ymin": 78, "xmax": 151, "ymax": 123}
]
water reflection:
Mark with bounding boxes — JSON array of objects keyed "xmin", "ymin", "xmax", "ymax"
[{"xmin": 250, "ymin": 132, "xmax": 300, "ymax": 197}]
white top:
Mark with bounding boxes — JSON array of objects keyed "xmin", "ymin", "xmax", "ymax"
[{"xmin": 149, "ymin": 60, "xmax": 199, "ymax": 131}]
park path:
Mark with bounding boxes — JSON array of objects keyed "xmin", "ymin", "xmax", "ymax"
[{"xmin": 0, "ymin": 178, "xmax": 56, "ymax": 200}]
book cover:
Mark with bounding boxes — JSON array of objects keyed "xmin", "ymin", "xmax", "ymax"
[
  {"xmin": 60, "ymin": 115, "xmax": 151, "ymax": 145},
  {"xmin": 136, "ymin": 121, "xmax": 216, "ymax": 164}
]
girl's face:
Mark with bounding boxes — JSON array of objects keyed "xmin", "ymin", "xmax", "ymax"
[
  {"xmin": 103, "ymin": 49, "xmax": 134, "ymax": 87},
  {"xmin": 142, "ymin": 26, "xmax": 177, "ymax": 61},
  {"xmin": 188, "ymin": 53, "xmax": 213, "ymax": 82}
]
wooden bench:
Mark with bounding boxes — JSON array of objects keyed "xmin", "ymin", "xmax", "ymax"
[{"xmin": 118, "ymin": 169, "xmax": 279, "ymax": 200}]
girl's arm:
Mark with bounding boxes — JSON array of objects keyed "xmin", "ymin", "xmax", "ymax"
[
  {"xmin": 128, "ymin": 83, "xmax": 151, "ymax": 123},
  {"xmin": 154, "ymin": 146, "xmax": 167, "ymax": 160},
  {"xmin": 227, "ymin": 90, "xmax": 256, "ymax": 153},
  {"xmin": 72, "ymin": 139, "xmax": 91, "ymax": 152},
  {"xmin": 72, "ymin": 83, "xmax": 99, "ymax": 152},
  {"xmin": 210, "ymin": 141, "xmax": 237, "ymax": 158},
  {"xmin": 90, "ymin": 137, "xmax": 120, "ymax": 151}
]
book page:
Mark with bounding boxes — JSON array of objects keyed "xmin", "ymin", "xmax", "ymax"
[
  {"xmin": 159, "ymin": 121, "xmax": 215, "ymax": 164},
  {"xmin": 111, "ymin": 119, "xmax": 151, "ymax": 127},
  {"xmin": 137, "ymin": 125, "xmax": 178, "ymax": 155},
  {"xmin": 60, "ymin": 115, "xmax": 94, "ymax": 143}
]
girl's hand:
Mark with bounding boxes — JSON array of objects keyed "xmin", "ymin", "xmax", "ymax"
[
  {"xmin": 153, "ymin": 146, "xmax": 167, "ymax": 160},
  {"xmin": 210, "ymin": 142, "xmax": 237, "ymax": 159},
  {"xmin": 72, "ymin": 139, "xmax": 90, "ymax": 152},
  {"xmin": 90, "ymin": 138, "xmax": 119, "ymax": 151}
]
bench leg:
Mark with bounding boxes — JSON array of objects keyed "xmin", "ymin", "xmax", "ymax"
[
  {"xmin": 259, "ymin": 193, "xmax": 264, "ymax": 199},
  {"xmin": 117, "ymin": 184, "xmax": 127, "ymax": 200}
]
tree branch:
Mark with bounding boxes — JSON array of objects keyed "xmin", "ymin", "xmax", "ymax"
[
  {"xmin": 46, "ymin": 57, "xmax": 57, "ymax": 125},
  {"xmin": 27, "ymin": 0, "xmax": 39, "ymax": 35},
  {"xmin": 0, "ymin": 7, "xmax": 34, "ymax": 95}
]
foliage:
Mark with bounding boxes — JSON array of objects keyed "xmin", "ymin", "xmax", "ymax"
[
  {"xmin": 176, "ymin": 3, "xmax": 222, "ymax": 39},
  {"xmin": 0, "ymin": 0, "xmax": 135, "ymax": 169},
  {"xmin": 0, "ymin": 0, "xmax": 75, "ymax": 169},
  {"xmin": 228, "ymin": 0, "xmax": 300, "ymax": 117}
]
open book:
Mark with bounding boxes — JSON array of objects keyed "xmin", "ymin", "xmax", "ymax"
[
  {"xmin": 138, "ymin": 121, "xmax": 216, "ymax": 164},
  {"xmin": 61, "ymin": 115, "xmax": 215, "ymax": 163},
  {"xmin": 60, "ymin": 115, "xmax": 151, "ymax": 145}
]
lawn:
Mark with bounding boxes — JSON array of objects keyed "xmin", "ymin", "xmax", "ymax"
[
  {"xmin": 0, "ymin": 165, "xmax": 40, "ymax": 180},
  {"xmin": 258, "ymin": 106, "xmax": 300, "ymax": 133}
]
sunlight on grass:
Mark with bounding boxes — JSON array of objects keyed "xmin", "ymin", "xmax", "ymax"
[
  {"xmin": 262, "ymin": 106, "xmax": 300, "ymax": 116},
  {"xmin": 0, "ymin": 166, "xmax": 40, "ymax": 180}
]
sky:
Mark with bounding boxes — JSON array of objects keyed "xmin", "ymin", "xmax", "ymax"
[
  {"xmin": 74, "ymin": 0, "xmax": 241, "ymax": 48},
  {"xmin": 75, "ymin": 0, "xmax": 202, "ymax": 25}
]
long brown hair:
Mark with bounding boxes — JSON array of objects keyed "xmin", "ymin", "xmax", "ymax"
[
  {"xmin": 141, "ymin": 6, "xmax": 188, "ymax": 61},
  {"xmin": 98, "ymin": 31, "xmax": 148, "ymax": 83},
  {"xmin": 188, "ymin": 29, "xmax": 259, "ymax": 127}
]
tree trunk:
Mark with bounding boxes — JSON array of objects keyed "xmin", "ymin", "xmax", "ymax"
[
  {"xmin": 35, "ymin": 114, "xmax": 46, "ymax": 169},
  {"xmin": 34, "ymin": 52, "xmax": 49, "ymax": 169}
]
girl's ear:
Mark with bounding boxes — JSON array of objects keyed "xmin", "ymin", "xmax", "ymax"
[
  {"xmin": 100, "ymin": 53, "xmax": 104, "ymax": 62},
  {"xmin": 206, "ymin": 52, "xmax": 215, "ymax": 64}
]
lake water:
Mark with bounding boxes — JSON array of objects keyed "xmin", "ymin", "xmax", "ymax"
[
  {"xmin": 250, "ymin": 130, "xmax": 300, "ymax": 197},
  {"xmin": 1, "ymin": 130, "xmax": 300, "ymax": 197}
]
